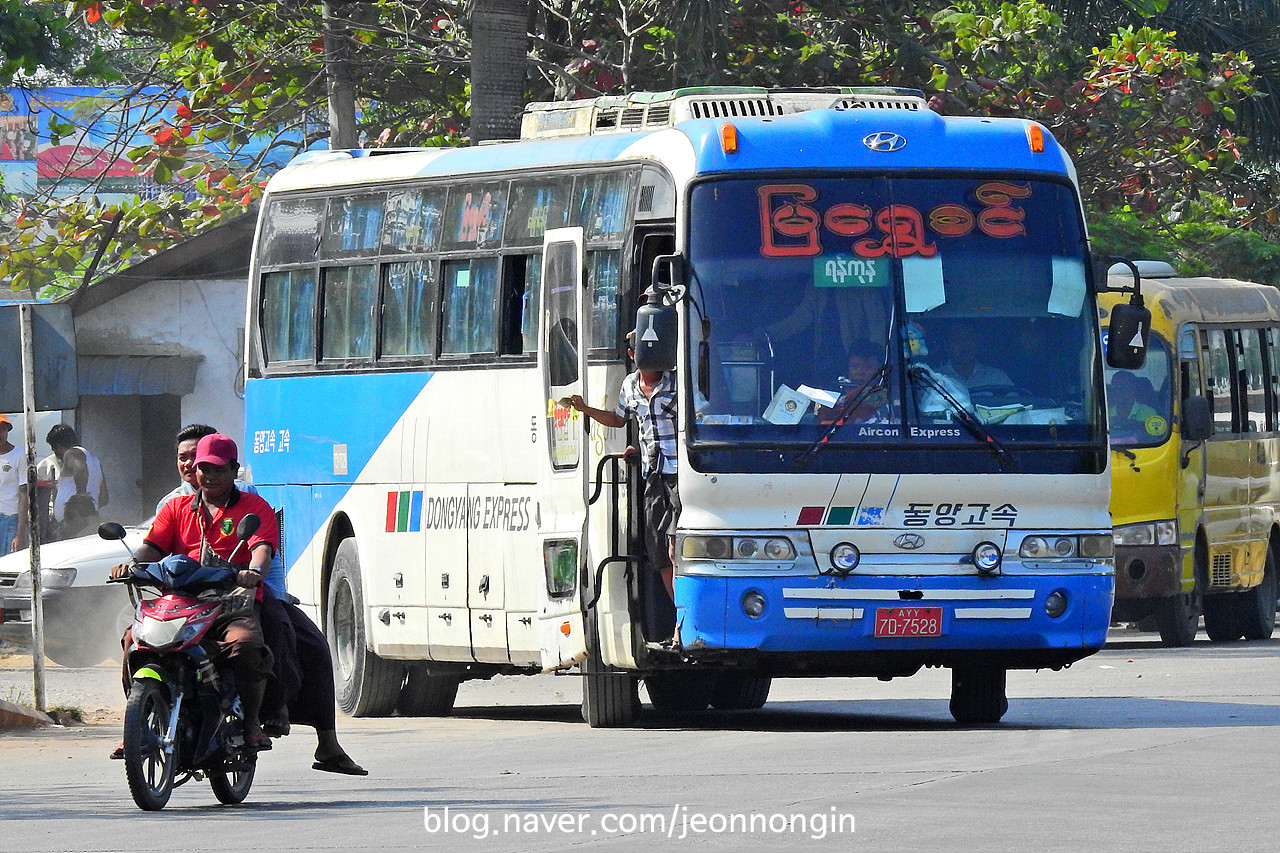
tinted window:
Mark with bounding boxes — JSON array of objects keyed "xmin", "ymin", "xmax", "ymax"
[
  {"xmin": 260, "ymin": 198, "xmax": 324, "ymax": 266},
  {"xmin": 1242, "ymin": 328, "xmax": 1267, "ymax": 432},
  {"xmin": 440, "ymin": 258, "xmax": 499, "ymax": 354},
  {"xmin": 321, "ymin": 194, "xmax": 385, "ymax": 258},
  {"xmin": 507, "ymin": 180, "xmax": 572, "ymax": 247},
  {"xmin": 573, "ymin": 172, "xmax": 633, "ymax": 242},
  {"xmin": 262, "ymin": 269, "xmax": 316, "ymax": 362},
  {"xmin": 587, "ymin": 249, "xmax": 621, "ymax": 350},
  {"xmin": 382, "ymin": 187, "xmax": 447, "ymax": 254},
  {"xmin": 321, "ymin": 265, "xmax": 377, "ymax": 359},
  {"xmin": 442, "ymin": 184, "xmax": 507, "ymax": 251},
  {"xmin": 382, "ymin": 260, "xmax": 437, "ymax": 357}
]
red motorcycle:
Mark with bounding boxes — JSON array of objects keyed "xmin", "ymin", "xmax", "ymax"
[{"xmin": 101, "ymin": 516, "xmax": 263, "ymax": 811}]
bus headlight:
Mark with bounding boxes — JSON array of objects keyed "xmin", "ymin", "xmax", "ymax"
[
  {"xmin": 972, "ymin": 542, "xmax": 1002, "ymax": 576},
  {"xmin": 1020, "ymin": 534, "xmax": 1113, "ymax": 559},
  {"xmin": 827, "ymin": 543, "xmax": 860, "ymax": 574},
  {"xmin": 683, "ymin": 535, "xmax": 796, "ymax": 562},
  {"xmin": 1112, "ymin": 521, "xmax": 1176, "ymax": 547}
]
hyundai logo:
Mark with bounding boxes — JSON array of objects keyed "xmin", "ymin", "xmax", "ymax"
[
  {"xmin": 893, "ymin": 533, "xmax": 926, "ymax": 550},
  {"xmin": 863, "ymin": 132, "xmax": 907, "ymax": 152}
]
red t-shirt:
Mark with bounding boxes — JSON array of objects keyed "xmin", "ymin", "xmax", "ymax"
[{"xmin": 146, "ymin": 489, "xmax": 279, "ymax": 568}]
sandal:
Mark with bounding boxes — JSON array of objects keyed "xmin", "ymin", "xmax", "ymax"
[
  {"xmin": 312, "ymin": 754, "xmax": 368, "ymax": 776},
  {"xmin": 109, "ymin": 742, "xmax": 124, "ymax": 760},
  {"xmin": 248, "ymin": 733, "xmax": 273, "ymax": 752}
]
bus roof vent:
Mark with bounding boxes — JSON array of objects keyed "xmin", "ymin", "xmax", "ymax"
[{"xmin": 521, "ymin": 86, "xmax": 928, "ymax": 139}]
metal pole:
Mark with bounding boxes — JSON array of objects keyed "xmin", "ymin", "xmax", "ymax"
[{"xmin": 19, "ymin": 304, "xmax": 46, "ymax": 712}]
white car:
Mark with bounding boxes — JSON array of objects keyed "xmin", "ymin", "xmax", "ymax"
[{"xmin": 0, "ymin": 523, "xmax": 146, "ymax": 667}]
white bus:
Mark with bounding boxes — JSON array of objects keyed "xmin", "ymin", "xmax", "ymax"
[{"xmin": 244, "ymin": 87, "xmax": 1122, "ymax": 726}]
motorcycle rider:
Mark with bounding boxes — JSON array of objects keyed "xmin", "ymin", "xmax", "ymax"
[
  {"xmin": 111, "ymin": 433, "xmax": 277, "ymax": 752},
  {"xmin": 151, "ymin": 423, "xmax": 366, "ymax": 775}
]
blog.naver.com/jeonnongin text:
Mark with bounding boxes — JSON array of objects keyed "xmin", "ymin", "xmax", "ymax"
[{"xmin": 423, "ymin": 805, "xmax": 856, "ymax": 841}]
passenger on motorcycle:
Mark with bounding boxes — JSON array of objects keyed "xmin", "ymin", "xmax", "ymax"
[{"xmin": 112, "ymin": 433, "xmax": 278, "ymax": 752}]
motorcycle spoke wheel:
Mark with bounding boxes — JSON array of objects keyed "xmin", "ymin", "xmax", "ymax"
[{"xmin": 123, "ymin": 679, "xmax": 178, "ymax": 811}]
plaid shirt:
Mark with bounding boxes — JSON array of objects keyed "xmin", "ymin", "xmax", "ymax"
[{"xmin": 615, "ymin": 371, "xmax": 678, "ymax": 476}]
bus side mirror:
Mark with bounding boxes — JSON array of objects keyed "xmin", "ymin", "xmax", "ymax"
[
  {"xmin": 1181, "ymin": 396, "xmax": 1214, "ymax": 443},
  {"xmin": 1106, "ymin": 300, "xmax": 1151, "ymax": 369},
  {"xmin": 651, "ymin": 254, "xmax": 684, "ymax": 290},
  {"xmin": 633, "ymin": 286, "xmax": 678, "ymax": 372}
]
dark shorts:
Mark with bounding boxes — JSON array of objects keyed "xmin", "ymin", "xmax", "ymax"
[{"xmin": 643, "ymin": 472, "xmax": 680, "ymax": 570}]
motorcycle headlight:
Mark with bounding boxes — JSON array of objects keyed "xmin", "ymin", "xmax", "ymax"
[{"xmin": 135, "ymin": 615, "xmax": 186, "ymax": 649}]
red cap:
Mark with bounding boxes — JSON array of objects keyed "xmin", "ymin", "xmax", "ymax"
[{"xmin": 195, "ymin": 433, "xmax": 237, "ymax": 466}]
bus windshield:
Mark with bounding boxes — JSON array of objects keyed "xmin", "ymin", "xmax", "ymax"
[
  {"xmin": 686, "ymin": 176, "xmax": 1103, "ymax": 465},
  {"xmin": 1105, "ymin": 336, "xmax": 1173, "ymax": 448}
]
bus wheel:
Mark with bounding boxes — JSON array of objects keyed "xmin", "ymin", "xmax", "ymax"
[
  {"xmin": 709, "ymin": 675, "xmax": 772, "ymax": 710},
  {"xmin": 1202, "ymin": 592, "xmax": 1244, "ymax": 642},
  {"xmin": 644, "ymin": 671, "xmax": 715, "ymax": 714},
  {"xmin": 1155, "ymin": 576, "xmax": 1201, "ymax": 647},
  {"xmin": 949, "ymin": 666, "xmax": 1008, "ymax": 726},
  {"xmin": 397, "ymin": 665, "xmax": 460, "ymax": 716},
  {"xmin": 1238, "ymin": 545, "xmax": 1277, "ymax": 640},
  {"xmin": 326, "ymin": 539, "xmax": 406, "ymax": 717},
  {"xmin": 580, "ymin": 647, "xmax": 637, "ymax": 728}
]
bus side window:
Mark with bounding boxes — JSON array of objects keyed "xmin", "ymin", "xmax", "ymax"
[
  {"xmin": 499, "ymin": 254, "xmax": 535, "ymax": 356},
  {"xmin": 1202, "ymin": 328, "xmax": 1236, "ymax": 435},
  {"xmin": 441, "ymin": 258, "xmax": 499, "ymax": 355},
  {"xmin": 321, "ymin": 264, "xmax": 378, "ymax": 360},
  {"xmin": 1241, "ymin": 328, "xmax": 1267, "ymax": 433},
  {"xmin": 1269, "ymin": 328, "xmax": 1280, "ymax": 431},
  {"xmin": 588, "ymin": 249, "xmax": 622, "ymax": 351},
  {"xmin": 262, "ymin": 269, "xmax": 317, "ymax": 364},
  {"xmin": 382, "ymin": 259, "xmax": 437, "ymax": 358}
]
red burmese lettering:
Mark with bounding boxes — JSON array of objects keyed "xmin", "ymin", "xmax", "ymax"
[
  {"xmin": 928, "ymin": 203, "xmax": 975, "ymax": 237},
  {"xmin": 758, "ymin": 184, "xmax": 821, "ymax": 257},
  {"xmin": 823, "ymin": 202, "xmax": 873, "ymax": 237}
]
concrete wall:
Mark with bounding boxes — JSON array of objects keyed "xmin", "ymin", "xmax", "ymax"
[{"xmin": 72, "ymin": 277, "xmax": 248, "ymax": 522}]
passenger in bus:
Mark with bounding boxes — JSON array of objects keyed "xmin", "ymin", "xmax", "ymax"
[
  {"xmin": 565, "ymin": 331, "xmax": 681, "ymax": 629},
  {"xmin": 815, "ymin": 341, "xmax": 890, "ymax": 424},
  {"xmin": 939, "ymin": 332, "xmax": 1015, "ymax": 397}
]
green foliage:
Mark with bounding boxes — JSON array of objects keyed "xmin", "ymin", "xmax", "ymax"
[{"xmin": 1090, "ymin": 209, "xmax": 1280, "ymax": 285}]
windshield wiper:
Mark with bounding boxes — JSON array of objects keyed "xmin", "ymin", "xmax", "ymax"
[
  {"xmin": 795, "ymin": 365, "xmax": 890, "ymax": 467},
  {"xmin": 907, "ymin": 363, "xmax": 1015, "ymax": 468}
]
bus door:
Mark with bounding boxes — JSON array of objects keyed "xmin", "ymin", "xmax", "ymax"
[
  {"xmin": 536, "ymin": 227, "xmax": 591, "ymax": 670},
  {"xmin": 1202, "ymin": 328, "xmax": 1251, "ymax": 580}
]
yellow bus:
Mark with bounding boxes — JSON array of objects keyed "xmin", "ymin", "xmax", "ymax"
[{"xmin": 1101, "ymin": 264, "xmax": 1279, "ymax": 645}]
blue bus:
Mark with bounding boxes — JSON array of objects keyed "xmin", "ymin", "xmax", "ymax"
[{"xmin": 244, "ymin": 87, "xmax": 1116, "ymax": 726}]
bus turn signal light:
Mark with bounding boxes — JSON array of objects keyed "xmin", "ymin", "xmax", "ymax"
[
  {"xmin": 1026, "ymin": 124, "xmax": 1045, "ymax": 153},
  {"xmin": 720, "ymin": 123, "xmax": 739, "ymax": 154},
  {"xmin": 560, "ymin": 622, "xmax": 571, "ymax": 635}
]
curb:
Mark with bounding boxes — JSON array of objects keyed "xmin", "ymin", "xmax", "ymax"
[{"xmin": 0, "ymin": 699, "xmax": 54, "ymax": 729}]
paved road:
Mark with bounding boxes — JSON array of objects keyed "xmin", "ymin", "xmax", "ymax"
[{"xmin": 1, "ymin": 629, "xmax": 1278, "ymax": 852}]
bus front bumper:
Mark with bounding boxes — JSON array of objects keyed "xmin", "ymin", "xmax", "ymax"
[{"xmin": 673, "ymin": 572, "xmax": 1113, "ymax": 673}]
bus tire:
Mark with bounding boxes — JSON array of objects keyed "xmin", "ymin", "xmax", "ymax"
[
  {"xmin": 1238, "ymin": 544, "xmax": 1277, "ymax": 641},
  {"xmin": 1155, "ymin": 574, "xmax": 1201, "ymax": 647},
  {"xmin": 643, "ymin": 671, "xmax": 715, "ymax": 714},
  {"xmin": 709, "ymin": 675, "xmax": 772, "ymax": 710},
  {"xmin": 397, "ymin": 665, "xmax": 460, "ymax": 716},
  {"xmin": 580, "ymin": 647, "xmax": 637, "ymax": 728},
  {"xmin": 1202, "ymin": 592, "xmax": 1244, "ymax": 642},
  {"xmin": 326, "ymin": 539, "xmax": 405, "ymax": 717},
  {"xmin": 949, "ymin": 666, "xmax": 1008, "ymax": 726}
]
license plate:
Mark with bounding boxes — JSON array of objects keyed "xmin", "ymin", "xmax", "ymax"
[{"xmin": 874, "ymin": 607, "xmax": 943, "ymax": 637}]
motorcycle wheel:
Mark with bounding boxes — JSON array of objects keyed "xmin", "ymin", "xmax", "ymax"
[
  {"xmin": 123, "ymin": 678, "xmax": 178, "ymax": 811},
  {"xmin": 209, "ymin": 759, "xmax": 255, "ymax": 805}
]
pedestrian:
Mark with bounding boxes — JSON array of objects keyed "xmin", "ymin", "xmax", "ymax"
[
  {"xmin": 46, "ymin": 424, "xmax": 109, "ymax": 541},
  {"xmin": 0, "ymin": 414, "xmax": 29, "ymax": 556}
]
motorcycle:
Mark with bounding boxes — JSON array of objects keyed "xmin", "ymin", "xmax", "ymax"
[{"xmin": 101, "ymin": 515, "xmax": 263, "ymax": 811}]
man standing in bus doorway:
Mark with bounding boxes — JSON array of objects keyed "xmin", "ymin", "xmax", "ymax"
[
  {"xmin": 566, "ymin": 330, "xmax": 681, "ymax": 638},
  {"xmin": 0, "ymin": 415, "xmax": 29, "ymax": 556},
  {"xmin": 46, "ymin": 424, "xmax": 109, "ymax": 541}
]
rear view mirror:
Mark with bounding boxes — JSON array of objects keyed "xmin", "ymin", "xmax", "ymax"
[
  {"xmin": 98, "ymin": 522, "xmax": 127, "ymax": 541},
  {"xmin": 236, "ymin": 513, "xmax": 261, "ymax": 541},
  {"xmin": 633, "ymin": 285, "xmax": 678, "ymax": 372},
  {"xmin": 1181, "ymin": 396, "xmax": 1214, "ymax": 443},
  {"xmin": 1106, "ymin": 300, "xmax": 1151, "ymax": 370}
]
